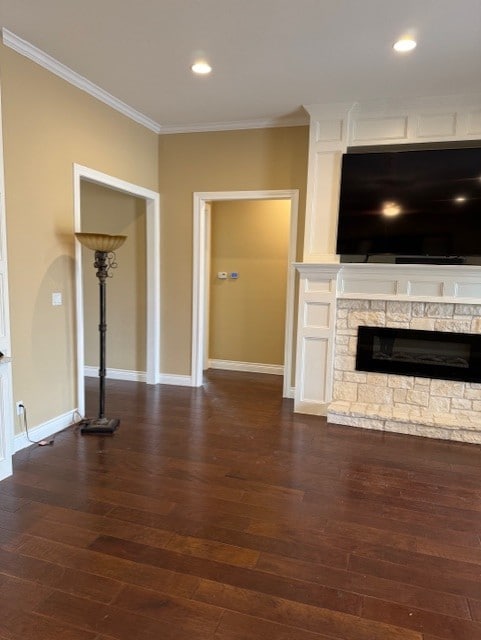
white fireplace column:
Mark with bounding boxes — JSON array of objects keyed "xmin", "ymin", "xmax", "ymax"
[{"xmin": 292, "ymin": 102, "xmax": 354, "ymax": 415}]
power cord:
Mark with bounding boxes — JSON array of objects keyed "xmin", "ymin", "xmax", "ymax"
[{"xmin": 18, "ymin": 404, "xmax": 54, "ymax": 447}]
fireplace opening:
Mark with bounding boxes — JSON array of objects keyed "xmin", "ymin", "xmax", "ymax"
[{"xmin": 356, "ymin": 326, "xmax": 481, "ymax": 383}]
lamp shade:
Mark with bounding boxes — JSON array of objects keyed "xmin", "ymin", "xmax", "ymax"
[{"xmin": 75, "ymin": 232, "xmax": 127, "ymax": 252}]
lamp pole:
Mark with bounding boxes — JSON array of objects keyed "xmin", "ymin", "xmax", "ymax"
[
  {"xmin": 75, "ymin": 233, "xmax": 126, "ymax": 434},
  {"xmin": 95, "ymin": 249, "xmax": 108, "ymax": 422}
]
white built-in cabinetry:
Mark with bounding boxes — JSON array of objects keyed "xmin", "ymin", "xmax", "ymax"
[
  {"xmin": 294, "ymin": 94, "xmax": 481, "ymax": 418},
  {"xmin": 0, "ymin": 84, "xmax": 13, "ymax": 479}
]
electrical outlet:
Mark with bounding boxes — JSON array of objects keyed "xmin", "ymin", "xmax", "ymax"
[{"xmin": 16, "ymin": 401, "xmax": 24, "ymax": 416}]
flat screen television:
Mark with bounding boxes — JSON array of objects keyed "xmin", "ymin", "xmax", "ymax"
[{"xmin": 336, "ymin": 146, "xmax": 481, "ymax": 263}]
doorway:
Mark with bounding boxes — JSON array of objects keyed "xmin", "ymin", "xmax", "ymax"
[
  {"xmin": 192, "ymin": 190, "xmax": 299, "ymax": 398},
  {"xmin": 73, "ymin": 164, "xmax": 160, "ymax": 417}
]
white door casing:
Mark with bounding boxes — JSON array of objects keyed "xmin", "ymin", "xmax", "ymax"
[
  {"xmin": 192, "ymin": 190, "xmax": 299, "ymax": 398},
  {"xmin": 73, "ymin": 164, "xmax": 160, "ymax": 416}
]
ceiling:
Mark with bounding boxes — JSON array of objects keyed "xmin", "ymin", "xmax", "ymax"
[{"xmin": 1, "ymin": 0, "xmax": 480, "ymax": 133}]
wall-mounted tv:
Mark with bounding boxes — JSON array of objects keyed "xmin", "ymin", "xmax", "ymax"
[{"xmin": 336, "ymin": 146, "xmax": 481, "ymax": 263}]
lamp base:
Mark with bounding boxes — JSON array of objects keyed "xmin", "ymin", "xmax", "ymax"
[{"xmin": 79, "ymin": 417, "xmax": 120, "ymax": 435}]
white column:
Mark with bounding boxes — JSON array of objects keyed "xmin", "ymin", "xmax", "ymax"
[
  {"xmin": 302, "ymin": 102, "xmax": 356, "ymax": 263},
  {"xmin": 294, "ymin": 264, "xmax": 341, "ymax": 415}
]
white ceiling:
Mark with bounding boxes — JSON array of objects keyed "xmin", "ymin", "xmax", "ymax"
[{"xmin": 1, "ymin": 0, "xmax": 480, "ymax": 132}]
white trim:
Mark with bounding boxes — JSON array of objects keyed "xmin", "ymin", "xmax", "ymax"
[
  {"xmin": 84, "ymin": 366, "xmax": 147, "ymax": 383},
  {"xmin": 0, "ymin": 78, "xmax": 13, "ymax": 480},
  {"xmin": 160, "ymin": 115, "xmax": 309, "ymax": 135},
  {"xmin": 192, "ymin": 190, "xmax": 299, "ymax": 398},
  {"xmin": 203, "ymin": 202, "xmax": 212, "ymax": 371},
  {"xmin": 14, "ymin": 410, "xmax": 75, "ymax": 453},
  {"xmin": 158, "ymin": 374, "xmax": 193, "ymax": 387},
  {"xmin": 1, "ymin": 29, "xmax": 161, "ymax": 134},
  {"xmin": 85, "ymin": 366, "xmax": 194, "ymax": 387},
  {"xmin": 209, "ymin": 359, "xmax": 284, "ymax": 376},
  {"xmin": 74, "ymin": 164, "xmax": 161, "ymax": 417},
  {"xmin": 0, "ymin": 29, "xmax": 309, "ymax": 136}
]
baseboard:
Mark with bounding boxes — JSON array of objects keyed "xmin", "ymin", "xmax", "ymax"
[
  {"xmin": 208, "ymin": 359, "xmax": 284, "ymax": 376},
  {"xmin": 84, "ymin": 366, "xmax": 147, "ymax": 383},
  {"xmin": 293, "ymin": 399, "xmax": 328, "ymax": 416},
  {"xmin": 85, "ymin": 367, "xmax": 195, "ymax": 387},
  {"xmin": 158, "ymin": 374, "xmax": 194, "ymax": 387},
  {"xmin": 14, "ymin": 409, "xmax": 76, "ymax": 453}
]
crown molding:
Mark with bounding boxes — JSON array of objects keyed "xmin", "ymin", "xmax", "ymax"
[
  {"xmin": 158, "ymin": 113, "xmax": 309, "ymax": 135},
  {"xmin": 1, "ymin": 29, "xmax": 309, "ymax": 136},
  {"xmin": 1, "ymin": 28, "xmax": 162, "ymax": 134}
]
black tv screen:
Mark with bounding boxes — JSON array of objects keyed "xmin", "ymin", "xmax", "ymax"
[{"xmin": 336, "ymin": 146, "xmax": 481, "ymax": 261}]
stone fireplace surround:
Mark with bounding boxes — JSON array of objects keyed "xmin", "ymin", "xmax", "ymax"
[
  {"xmin": 330, "ymin": 296, "xmax": 481, "ymax": 444},
  {"xmin": 294, "ymin": 263, "xmax": 481, "ymax": 444}
]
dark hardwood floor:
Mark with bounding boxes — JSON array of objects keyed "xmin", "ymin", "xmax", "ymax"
[{"xmin": 1, "ymin": 370, "xmax": 481, "ymax": 639}]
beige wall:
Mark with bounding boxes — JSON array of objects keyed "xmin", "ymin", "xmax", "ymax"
[
  {"xmin": 158, "ymin": 126, "xmax": 308, "ymax": 375},
  {"xmin": 0, "ymin": 45, "xmax": 158, "ymax": 433},
  {"xmin": 0, "ymin": 41, "xmax": 309, "ymax": 435},
  {"xmin": 210, "ymin": 199, "xmax": 290, "ymax": 365},
  {"xmin": 80, "ymin": 181, "xmax": 147, "ymax": 372}
]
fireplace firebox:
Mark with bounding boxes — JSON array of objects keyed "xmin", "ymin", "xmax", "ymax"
[{"xmin": 356, "ymin": 326, "xmax": 481, "ymax": 383}]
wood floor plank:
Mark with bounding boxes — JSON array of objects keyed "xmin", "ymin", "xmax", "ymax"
[
  {"xmin": 87, "ymin": 534, "xmax": 361, "ymax": 616},
  {"xmin": 164, "ymin": 532, "xmax": 260, "ymax": 568},
  {"xmin": 0, "ymin": 546, "xmax": 122, "ymax": 603},
  {"xmin": 112, "ymin": 583, "xmax": 223, "ymax": 631},
  {"xmin": 1, "ymin": 371, "xmax": 480, "ymax": 640},
  {"xmin": 349, "ymin": 553, "xmax": 481, "ymax": 600},
  {"xmin": 22, "ymin": 504, "xmax": 175, "ymax": 550},
  {"xmin": 256, "ymin": 551, "xmax": 471, "ymax": 619},
  {"xmin": 105, "ymin": 503, "xmax": 349, "ymax": 568},
  {"xmin": 0, "ymin": 602, "xmax": 97, "ymax": 640},
  {"xmin": 15, "ymin": 535, "xmax": 201, "ymax": 599},
  {"xmin": 361, "ymin": 595, "xmax": 481, "ymax": 639},
  {"xmin": 214, "ymin": 610, "xmax": 348, "ymax": 639},
  {"xmin": 34, "ymin": 590, "xmax": 215, "ymax": 640},
  {"xmin": 193, "ymin": 579, "xmax": 422, "ymax": 640}
]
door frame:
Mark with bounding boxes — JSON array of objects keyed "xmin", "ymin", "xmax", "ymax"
[
  {"xmin": 192, "ymin": 189, "xmax": 299, "ymax": 398},
  {"xmin": 73, "ymin": 164, "xmax": 160, "ymax": 416}
]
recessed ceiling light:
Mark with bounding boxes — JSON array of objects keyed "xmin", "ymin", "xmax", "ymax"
[
  {"xmin": 382, "ymin": 201, "xmax": 402, "ymax": 217},
  {"xmin": 191, "ymin": 61, "xmax": 212, "ymax": 75},
  {"xmin": 393, "ymin": 38, "xmax": 417, "ymax": 53},
  {"xmin": 455, "ymin": 195, "xmax": 467, "ymax": 203}
]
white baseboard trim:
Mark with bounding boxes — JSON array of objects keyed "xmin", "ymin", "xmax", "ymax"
[
  {"xmin": 85, "ymin": 367, "xmax": 194, "ymax": 387},
  {"xmin": 84, "ymin": 366, "xmax": 147, "ymax": 383},
  {"xmin": 209, "ymin": 359, "xmax": 284, "ymax": 376},
  {"xmin": 14, "ymin": 409, "xmax": 76, "ymax": 453},
  {"xmin": 158, "ymin": 374, "xmax": 194, "ymax": 387},
  {"xmin": 286, "ymin": 386, "xmax": 295, "ymax": 399}
]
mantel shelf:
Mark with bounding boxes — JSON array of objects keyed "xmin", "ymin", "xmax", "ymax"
[{"xmin": 294, "ymin": 262, "xmax": 481, "ymax": 304}]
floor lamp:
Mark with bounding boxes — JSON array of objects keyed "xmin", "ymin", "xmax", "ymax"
[{"xmin": 75, "ymin": 232, "xmax": 127, "ymax": 435}]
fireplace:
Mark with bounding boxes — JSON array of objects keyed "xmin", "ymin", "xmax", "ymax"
[
  {"xmin": 294, "ymin": 262, "xmax": 481, "ymax": 443},
  {"xmin": 356, "ymin": 326, "xmax": 481, "ymax": 383}
]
